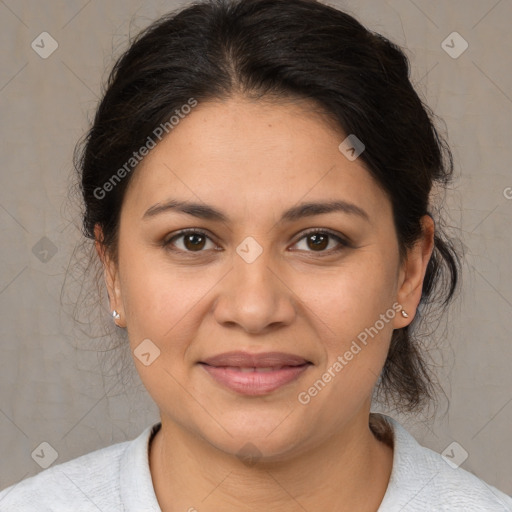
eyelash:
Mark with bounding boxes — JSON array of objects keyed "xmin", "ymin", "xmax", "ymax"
[{"xmin": 163, "ymin": 228, "xmax": 350, "ymax": 256}]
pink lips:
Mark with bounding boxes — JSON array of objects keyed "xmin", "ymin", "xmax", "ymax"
[{"xmin": 199, "ymin": 351, "xmax": 312, "ymax": 396}]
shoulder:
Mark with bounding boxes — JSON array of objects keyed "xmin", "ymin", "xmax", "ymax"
[
  {"xmin": 0, "ymin": 441, "xmax": 127, "ymax": 511},
  {"xmin": 0, "ymin": 423, "xmax": 159, "ymax": 512},
  {"xmin": 375, "ymin": 413, "xmax": 512, "ymax": 511}
]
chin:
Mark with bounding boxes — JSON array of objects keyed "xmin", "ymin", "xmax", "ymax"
[{"xmin": 195, "ymin": 413, "xmax": 310, "ymax": 464}]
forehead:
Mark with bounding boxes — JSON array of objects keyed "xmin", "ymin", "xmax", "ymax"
[{"xmin": 122, "ymin": 96, "xmax": 390, "ymax": 222}]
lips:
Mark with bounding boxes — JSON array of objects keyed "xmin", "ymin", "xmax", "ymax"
[
  {"xmin": 201, "ymin": 351, "xmax": 309, "ymax": 368},
  {"xmin": 199, "ymin": 351, "xmax": 312, "ymax": 395}
]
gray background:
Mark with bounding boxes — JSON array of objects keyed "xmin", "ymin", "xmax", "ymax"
[{"xmin": 1, "ymin": 0, "xmax": 511, "ymax": 498}]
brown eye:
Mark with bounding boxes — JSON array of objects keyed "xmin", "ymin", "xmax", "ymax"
[
  {"xmin": 164, "ymin": 229, "xmax": 216, "ymax": 253},
  {"xmin": 306, "ymin": 233, "xmax": 329, "ymax": 251},
  {"xmin": 183, "ymin": 232, "xmax": 206, "ymax": 251},
  {"xmin": 164, "ymin": 228, "xmax": 348, "ymax": 256},
  {"xmin": 292, "ymin": 229, "xmax": 348, "ymax": 254}
]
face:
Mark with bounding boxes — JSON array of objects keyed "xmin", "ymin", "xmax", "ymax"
[{"xmin": 97, "ymin": 95, "xmax": 432, "ymax": 460}]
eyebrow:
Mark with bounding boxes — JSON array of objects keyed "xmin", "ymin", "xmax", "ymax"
[{"xmin": 142, "ymin": 199, "xmax": 370, "ymax": 224}]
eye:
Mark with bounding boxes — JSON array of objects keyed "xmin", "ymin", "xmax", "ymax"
[
  {"xmin": 164, "ymin": 229, "xmax": 217, "ymax": 253},
  {"xmin": 163, "ymin": 228, "xmax": 349, "ymax": 255},
  {"xmin": 292, "ymin": 228, "xmax": 349, "ymax": 254}
]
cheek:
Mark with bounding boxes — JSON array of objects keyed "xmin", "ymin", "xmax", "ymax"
[
  {"xmin": 301, "ymin": 254, "xmax": 398, "ymax": 341},
  {"xmin": 295, "ymin": 269, "xmax": 397, "ymax": 425},
  {"xmin": 118, "ymin": 252, "xmax": 210, "ymax": 420},
  {"xmin": 119, "ymin": 247, "xmax": 217, "ymax": 355},
  {"xmin": 292, "ymin": 252, "xmax": 398, "ymax": 409}
]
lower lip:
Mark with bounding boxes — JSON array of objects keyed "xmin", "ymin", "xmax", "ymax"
[{"xmin": 200, "ymin": 364, "xmax": 311, "ymax": 395}]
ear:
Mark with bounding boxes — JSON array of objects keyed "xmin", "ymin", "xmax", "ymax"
[
  {"xmin": 394, "ymin": 214, "xmax": 435, "ymax": 328},
  {"xmin": 94, "ymin": 224, "xmax": 125, "ymax": 327}
]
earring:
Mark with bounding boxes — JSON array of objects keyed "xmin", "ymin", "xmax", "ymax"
[
  {"xmin": 401, "ymin": 310, "xmax": 409, "ymax": 318},
  {"xmin": 112, "ymin": 310, "xmax": 120, "ymax": 321}
]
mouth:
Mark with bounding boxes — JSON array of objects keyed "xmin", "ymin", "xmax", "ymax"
[{"xmin": 199, "ymin": 351, "xmax": 313, "ymax": 395}]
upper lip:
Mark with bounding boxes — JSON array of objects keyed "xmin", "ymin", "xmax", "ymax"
[{"xmin": 200, "ymin": 351, "xmax": 310, "ymax": 368}]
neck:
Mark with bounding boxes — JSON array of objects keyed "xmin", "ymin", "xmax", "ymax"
[{"xmin": 149, "ymin": 412, "xmax": 394, "ymax": 512}]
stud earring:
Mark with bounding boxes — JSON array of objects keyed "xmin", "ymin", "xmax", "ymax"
[
  {"xmin": 401, "ymin": 310, "xmax": 409, "ymax": 318},
  {"xmin": 112, "ymin": 310, "xmax": 120, "ymax": 321}
]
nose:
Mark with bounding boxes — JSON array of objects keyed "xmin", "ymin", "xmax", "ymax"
[{"xmin": 212, "ymin": 249, "xmax": 297, "ymax": 335}]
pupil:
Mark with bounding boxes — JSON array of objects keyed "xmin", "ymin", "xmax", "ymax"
[
  {"xmin": 185, "ymin": 234, "xmax": 205, "ymax": 251},
  {"xmin": 309, "ymin": 233, "xmax": 327, "ymax": 250}
]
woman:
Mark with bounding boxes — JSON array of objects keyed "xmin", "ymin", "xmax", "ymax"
[{"xmin": 1, "ymin": 0, "xmax": 511, "ymax": 510}]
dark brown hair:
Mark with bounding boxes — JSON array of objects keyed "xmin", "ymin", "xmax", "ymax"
[{"xmin": 74, "ymin": 0, "xmax": 460, "ymax": 413}]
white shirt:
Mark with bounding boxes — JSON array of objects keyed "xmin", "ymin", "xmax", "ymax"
[{"xmin": 1, "ymin": 413, "xmax": 511, "ymax": 511}]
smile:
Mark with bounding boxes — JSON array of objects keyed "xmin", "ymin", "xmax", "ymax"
[{"xmin": 199, "ymin": 351, "xmax": 312, "ymax": 395}]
